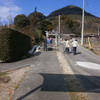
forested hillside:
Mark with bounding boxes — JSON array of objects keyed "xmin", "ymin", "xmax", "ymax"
[{"xmin": 47, "ymin": 5, "xmax": 100, "ymax": 35}]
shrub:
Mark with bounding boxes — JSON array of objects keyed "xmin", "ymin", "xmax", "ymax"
[
  {"xmin": 14, "ymin": 14, "xmax": 30, "ymax": 29},
  {"xmin": 30, "ymin": 29, "xmax": 43, "ymax": 45},
  {"xmin": 0, "ymin": 28, "xmax": 32, "ymax": 62}
]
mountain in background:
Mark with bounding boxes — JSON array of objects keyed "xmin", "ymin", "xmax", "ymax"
[
  {"xmin": 47, "ymin": 5, "xmax": 100, "ymax": 22},
  {"xmin": 47, "ymin": 5, "xmax": 100, "ymax": 34}
]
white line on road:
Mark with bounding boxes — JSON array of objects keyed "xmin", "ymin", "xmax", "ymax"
[{"xmin": 76, "ymin": 61, "xmax": 100, "ymax": 70}]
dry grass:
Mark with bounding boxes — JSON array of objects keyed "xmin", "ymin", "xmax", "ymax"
[
  {"xmin": 92, "ymin": 41, "xmax": 100, "ymax": 55},
  {"xmin": 84, "ymin": 41, "xmax": 100, "ymax": 56},
  {"xmin": 0, "ymin": 66, "xmax": 31, "ymax": 100}
]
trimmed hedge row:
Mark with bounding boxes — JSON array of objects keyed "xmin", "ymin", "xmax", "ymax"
[{"xmin": 0, "ymin": 28, "xmax": 32, "ymax": 62}]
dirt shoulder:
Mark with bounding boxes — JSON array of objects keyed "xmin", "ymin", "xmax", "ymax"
[
  {"xmin": 0, "ymin": 66, "xmax": 31, "ymax": 100},
  {"xmin": 84, "ymin": 41, "xmax": 100, "ymax": 56}
]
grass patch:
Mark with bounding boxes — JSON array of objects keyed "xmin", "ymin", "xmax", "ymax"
[
  {"xmin": 14, "ymin": 83, "xmax": 20, "ymax": 90},
  {"xmin": 84, "ymin": 45, "xmax": 97, "ymax": 54},
  {"xmin": 90, "ymin": 48, "xmax": 97, "ymax": 54},
  {"xmin": 0, "ymin": 72, "xmax": 7, "ymax": 76},
  {"xmin": 85, "ymin": 46, "xmax": 89, "ymax": 49},
  {"xmin": 0, "ymin": 72, "xmax": 10, "ymax": 83}
]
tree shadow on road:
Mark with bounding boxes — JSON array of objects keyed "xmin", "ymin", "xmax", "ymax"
[{"xmin": 16, "ymin": 73, "xmax": 100, "ymax": 100}]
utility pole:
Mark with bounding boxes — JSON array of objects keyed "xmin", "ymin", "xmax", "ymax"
[
  {"xmin": 59, "ymin": 15, "xmax": 60, "ymax": 38},
  {"xmin": 81, "ymin": 0, "xmax": 85, "ymax": 45},
  {"xmin": 58, "ymin": 15, "xmax": 60, "ymax": 45},
  {"xmin": 98, "ymin": 23, "xmax": 100, "ymax": 36}
]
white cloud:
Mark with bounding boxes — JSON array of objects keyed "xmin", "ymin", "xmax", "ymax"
[{"xmin": 0, "ymin": 0, "xmax": 21, "ymax": 25}]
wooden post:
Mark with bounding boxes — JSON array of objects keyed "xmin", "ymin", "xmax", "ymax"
[
  {"xmin": 88, "ymin": 37, "xmax": 91, "ymax": 49},
  {"xmin": 9, "ymin": 88, "xmax": 12, "ymax": 100}
]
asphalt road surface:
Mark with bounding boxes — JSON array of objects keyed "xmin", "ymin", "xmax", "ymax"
[
  {"xmin": 12, "ymin": 50, "xmax": 70, "ymax": 100},
  {"xmin": 61, "ymin": 44, "xmax": 100, "ymax": 100}
]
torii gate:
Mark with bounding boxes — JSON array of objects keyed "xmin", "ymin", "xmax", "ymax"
[{"xmin": 45, "ymin": 30, "xmax": 59, "ymax": 46}]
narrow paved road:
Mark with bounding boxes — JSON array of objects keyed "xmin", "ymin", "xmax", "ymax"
[
  {"xmin": 12, "ymin": 50, "xmax": 70, "ymax": 100},
  {"xmin": 61, "ymin": 44, "xmax": 100, "ymax": 100}
]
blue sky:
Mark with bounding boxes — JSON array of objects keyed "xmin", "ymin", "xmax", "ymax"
[{"xmin": 0, "ymin": 0, "xmax": 100, "ymax": 24}]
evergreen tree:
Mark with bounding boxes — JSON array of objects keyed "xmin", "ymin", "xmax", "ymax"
[{"xmin": 14, "ymin": 14, "xmax": 30, "ymax": 29}]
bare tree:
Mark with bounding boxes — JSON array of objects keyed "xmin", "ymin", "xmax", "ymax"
[
  {"xmin": 0, "ymin": 17, "xmax": 2, "ymax": 26},
  {"xmin": 0, "ymin": 17, "xmax": 3, "ymax": 30},
  {"xmin": 7, "ymin": 13, "xmax": 13, "ymax": 27}
]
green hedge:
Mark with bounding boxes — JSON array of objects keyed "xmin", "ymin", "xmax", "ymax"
[{"xmin": 0, "ymin": 28, "xmax": 32, "ymax": 62}]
